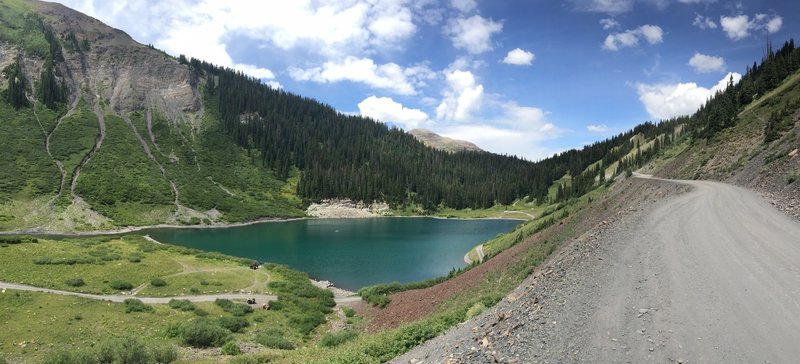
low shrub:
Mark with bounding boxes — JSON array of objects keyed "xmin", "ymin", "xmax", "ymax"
[
  {"xmin": 342, "ymin": 306, "xmax": 356, "ymax": 318},
  {"xmin": 180, "ymin": 320, "xmax": 232, "ymax": 348},
  {"xmin": 150, "ymin": 278, "xmax": 167, "ymax": 287},
  {"xmin": 255, "ymin": 330, "xmax": 295, "ymax": 350},
  {"xmin": 0, "ymin": 236, "xmax": 37, "ymax": 244},
  {"xmin": 123, "ymin": 299, "xmax": 153, "ymax": 313},
  {"xmin": 193, "ymin": 308, "xmax": 208, "ymax": 317},
  {"xmin": 221, "ymin": 341, "xmax": 241, "ymax": 356},
  {"xmin": 110, "ymin": 280, "xmax": 133, "ymax": 290},
  {"xmin": 127, "ymin": 252, "xmax": 143, "ymax": 263},
  {"xmin": 168, "ymin": 299, "xmax": 195, "ymax": 311},
  {"xmin": 466, "ymin": 302, "xmax": 486, "ymax": 319},
  {"xmin": 43, "ymin": 336, "xmax": 177, "ymax": 364},
  {"xmin": 217, "ymin": 316, "xmax": 250, "ymax": 333},
  {"xmin": 319, "ymin": 330, "xmax": 357, "ymax": 348},
  {"xmin": 65, "ymin": 278, "xmax": 85, "ymax": 287},
  {"xmin": 215, "ymin": 298, "xmax": 253, "ymax": 316}
]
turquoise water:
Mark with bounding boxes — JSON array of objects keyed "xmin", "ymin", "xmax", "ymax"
[{"xmin": 143, "ymin": 218, "xmax": 520, "ymax": 291}]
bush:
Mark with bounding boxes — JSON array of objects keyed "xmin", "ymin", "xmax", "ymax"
[
  {"xmin": 150, "ymin": 343, "xmax": 179, "ymax": 363},
  {"xmin": 466, "ymin": 302, "xmax": 486, "ymax": 319},
  {"xmin": 193, "ymin": 308, "xmax": 208, "ymax": 317},
  {"xmin": 342, "ymin": 306, "xmax": 356, "ymax": 318},
  {"xmin": 124, "ymin": 299, "xmax": 153, "ymax": 313},
  {"xmin": 255, "ymin": 331, "xmax": 295, "ymax": 350},
  {"xmin": 127, "ymin": 252, "xmax": 143, "ymax": 263},
  {"xmin": 217, "ymin": 316, "xmax": 250, "ymax": 333},
  {"xmin": 215, "ymin": 298, "xmax": 253, "ymax": 316},
  {"xmin": 221, "ymin": 341, "xmax": 242, "ymax": 356},
  {"xmin": 65, "ymin": 278, "xmax": 85, "ymax": 287},
  {"xmin": 150, "ymin": 278, "xmax": 167, "ymax": 287},
  {"xmin": 44, "ymin": 336, "xmax": 177, "ymax": 364},
  {"xmin": 110, "ymin": 280, "xmax": 134, "ymax": 290},
  {"xmin": 180, "ymin": 321, "xmax": 232, "ymax": 348},
  {"xmin": 0, "ymin": 236, "xmax": 37, "ymax": 244},
  {"xmin": 168, "ymin": 299, "xmax": 195, "ymax": 311},
  {"xmin": 319, "ymin": 330, "xmax": 357, "ymax": 348}
]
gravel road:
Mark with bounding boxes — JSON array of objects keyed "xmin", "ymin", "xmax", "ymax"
[{"xmin": 396, "ymin": 176, "xmax": 800, "ymax": 363}]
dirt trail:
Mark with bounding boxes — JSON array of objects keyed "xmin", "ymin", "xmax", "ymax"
[
  {"xmin": 69, "ymin": 95, "xmax": 106, "ymax": 197},
  {"xmin": 121, "ymin": 114, "xmax": 182, "ymax": 214},
  {"xmin": 0, "ymin": 281, "xmax": 359, "ymax": 305},
  {"xmin": 397, "ymin": 175, "xmax": 800, "ymax": 363}
]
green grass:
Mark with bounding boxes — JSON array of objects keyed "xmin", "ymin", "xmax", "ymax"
[
  {"xmin": 0, "ymin": 235, "xmax": 270, "ymax": 295},
  {"xmin": 49, "ymin": 100, "xmax": 98, "ymax": 177}
]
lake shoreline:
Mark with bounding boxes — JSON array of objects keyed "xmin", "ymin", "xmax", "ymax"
[{"xmin": 0, "ymin": 215, "xmax": 526, "ymax": 236}]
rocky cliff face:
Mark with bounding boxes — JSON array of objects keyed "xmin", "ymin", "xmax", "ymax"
[{"xmin": 32, "ymin": 0, "xmax": 202, "ymax": 123}]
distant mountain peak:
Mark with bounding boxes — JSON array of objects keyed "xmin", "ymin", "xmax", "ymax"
[{"xmin": 409, "ymin": 128, "xmax": 482, "ymax": 153}]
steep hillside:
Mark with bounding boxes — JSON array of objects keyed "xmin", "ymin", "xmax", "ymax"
[
  {"xmin": 0, "ymin": 0, "xmax": 305, "ymax": 231},
  {"xmin": 0, "ymin": 0, "xmax": 671, "ymax": 232},
  {"xmin": 409, "ymin": 128, "xmax": 483, "ymax": 153},
  {"xmin": 654, "ymin": 70, "xmax": 800, "ymax": 219}
]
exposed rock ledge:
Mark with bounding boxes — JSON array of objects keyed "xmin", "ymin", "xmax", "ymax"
[{"xmin": 306, "ymin": 199, "xmax": 390, "ymax": 218}]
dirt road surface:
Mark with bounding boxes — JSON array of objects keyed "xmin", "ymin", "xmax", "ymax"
[{"xmin": 396, "ymin": 176, "xmax": 800, "ymax": 363}]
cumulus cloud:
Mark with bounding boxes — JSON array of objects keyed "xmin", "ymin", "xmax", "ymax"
[
  {"xmin": 436, "ymin": 70, "xmax": 484, "ymax": 121},
  {"xmin": 603, "ymin": 24, "xmax": 663, "ymax": 51},
  {"xmin": 502, "ymin": 48, "xmax": 535, "ymax": 66},
  {"xmin": 437, "ymin": 103, "xmax": 561, "ymax": 160},
  {"xmin": 358, "ymin": 96, "xmax": 430, "ymax": 130},
  {"xmin": 720, "ymin": 13, "xmax": 782, "ymax": 41},
  {"xmin": 692, "ymin": 14, "xmax": 717, "ymax": 29},
  {"xmin": 587, "ymin": 124, "xmax": 610, "ymax": 133},
  {"xmin": 444, "ymin": 15, "xmax": 503, "ymax": 54},
  {"xmin": 289, "ymin": 57, "xmax": 435, "ymax": 95},
  {"xmin": 54, "ymin": 0, "xmax": 435, "ymax": 83},
  {"xmin": 688, "ymin": 53, "xmax": 726, "ymax": 73},
  {"xmin": 636, "ymin": 72, "xmax": 742, "ymax": 120},
  {"xmin": 600, "ymin": 18, "xmax": 620, "ymax": 30}
]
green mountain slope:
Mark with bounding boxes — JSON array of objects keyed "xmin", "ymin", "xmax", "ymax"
[{"xmin": 0, "ymin": 0, "xmax": 797, "ymax": 232}]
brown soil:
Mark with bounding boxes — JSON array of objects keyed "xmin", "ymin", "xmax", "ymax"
[{"xmin": 357, "ymin": 176, "xmax": 681, "ymax": 331}]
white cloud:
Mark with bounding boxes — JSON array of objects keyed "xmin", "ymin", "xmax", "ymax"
[
  {"xmin": 502, "ymin": 48, "xmax": 535, "ymax": 66},
  {"xmin": 600, "ymin": 18, "xmax": 620, "ymax": 30},
  {"xmin": 436, "ymin": 70, "xmax": 484, "ymax": 121},
  {"xmin": 765, "ymin": 16, "xmax": 783, "ymax": 33},
  {"xmin": 289, "ymin": 57, "xmax": 434, "ymax": 95},
  {"xmin": 587, "ymin": 124, "xmax": 610, "ymax": 133},
  {"xmin": 720, "ymin": 13, "xmax": 782, "ymax": 41},
  {"xmin": 688, "ymin": 53, "xmax": 726, "ymax": 73},
  {"xmin": 450, "ymin": 0, "xmax": 477, "ymax": 13},
  {"xmin": 678, "ymin": 0, "xmax": 717, "ymax": 3},
  {"xmin": 720, "ymin": 15, "xmax": 750, "ymax": 40},
  {"xmin": 54, "ymin": 0, "xmax": 433, "ymax": 84},
  {"xmin": 636, "ymin": 72, "xmax": 742, "ymax": 120},
  {"xmin": 358, "ymin": 96, "xmax": 430, "ymax": 130},
  {"xmin": 692, "ymin": 14, "xmax": 717, "ymax": 29},
  {"xmin": 603, "ymin": 24, "xmax": 663, "ymax": 51},
  {"xmin": 437, "ymin": 103, "xmax": 561, "ymax": 160},
  {"xmin": 444, "ymin": 15, "xmax": 503, "ymax": 54}
]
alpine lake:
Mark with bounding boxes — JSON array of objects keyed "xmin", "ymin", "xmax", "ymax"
[{"xmin": 142, "ymin": 217, "xmax": 521, "ymax": 291}]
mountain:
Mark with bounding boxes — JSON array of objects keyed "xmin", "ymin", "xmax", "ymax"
[
  {"xmin": 409, "ymin": 128, "xmax": 483, "ymax": 153},
  {"xmin": 1, "ymin": 0, "xmax": 797, "ymax": 233}
]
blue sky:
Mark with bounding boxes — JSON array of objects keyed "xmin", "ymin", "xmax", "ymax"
[{"xmin": 55, "ymin": 0, "xmax": 799, "ymax": 161}]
